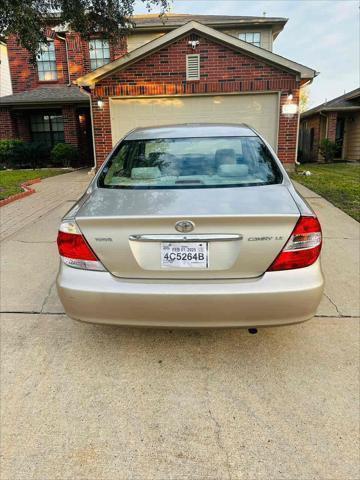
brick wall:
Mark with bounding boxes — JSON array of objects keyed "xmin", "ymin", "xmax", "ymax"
[
  {"xmin": 63, "ymin": 105, "xmax": 80, "ymax": 147},
  {"xmin": 0, "ymin": 106, "xmax": 80, "ymax": 148},
  {"xmin": 7, "ymin": 35, "xmax": 69, "ymax": 93},
  {"xmin": 66, "ymin": 33, "xmax": 85, "ymax": 83},
  {"xmin": 97, "ymin": 35, "xmax": 297, "ymax": 89},
  {"xmin": 7, "ymin": 33, "xmax": 127, "ymax": 93},
  {"xmin": 327, "ymin": 112, "xmax": 338, "ymax": 142},
  {"xmin": 0, "ymin": 109, "xmax": 31, "ymax": 142},
  {"xmin": 278, "ymin": 90, "xmax": 300, "ymax": 164},
  {"xmin": 91, "ymin": 34, "xmax": 300, "ymax": 167},
  {"xmin": 111, "ymin": 38, "xmax": 127, "ymax": 61},
  {"xmin": 300, "ymin": 111, "xmax": 338, "ymax": 162},
  {"xmin": 300, "ymin": 114, "xmax": 321, "ymax": 161},
  {"xmin": 91, "ymin": 96, "xmax": 112, "ymax": 165},
  {"xmin": 14, "ymin": 112, "xmax": 31, "ymax": 142},
  {"xmin": 0, "ymin": 109, "xmax": 16, "ymax": 139}
]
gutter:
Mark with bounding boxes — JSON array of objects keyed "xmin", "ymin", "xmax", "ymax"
[
  {"xmin": 132, "ymin": 19, "xmax": 288, "ymax": 32},
  {"xmin": 0, "ymin": 101, "xmax": 88, "ymax": 109},
  {"xmin": 301, "ymin": 105, "xmax": 360, "ymax": 119}
]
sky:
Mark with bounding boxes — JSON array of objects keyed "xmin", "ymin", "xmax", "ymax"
[{"xmin": 134, "ymin": 0, "xmax": 360, "ymax": 108}]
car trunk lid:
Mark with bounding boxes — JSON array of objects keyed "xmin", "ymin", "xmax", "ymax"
[{"xmin": 75, "ymin": 185, "xmax": 300, "ymax": 279}]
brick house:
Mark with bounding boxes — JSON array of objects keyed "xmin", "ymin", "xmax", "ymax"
[
  {"xmin": 0, "ymin": 28, "xmax": 126, "ymax": 165},
  {"xmin": 299, "ymin": 88, "xmax": 360, "ymax": 162},
  {"xmin": 0, "ymin": 14, "xmax": 317, "ymax": 169}
]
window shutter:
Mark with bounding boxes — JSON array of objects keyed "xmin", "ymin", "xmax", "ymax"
[{"xmin": 186, "ymin": 54, "xmax": 200, "ymax": 80}]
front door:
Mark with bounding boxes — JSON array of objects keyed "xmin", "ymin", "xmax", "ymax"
[{"xmin": 77, "ymin": 108, "xmax": 94, "ymax": 166}]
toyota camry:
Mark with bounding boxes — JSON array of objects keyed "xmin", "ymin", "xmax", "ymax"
[{"xmin": 56, "ymin": 124, "xmax": 324, "ymax": 327}]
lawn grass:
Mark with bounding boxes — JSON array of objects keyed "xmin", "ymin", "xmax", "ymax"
[
  {"xmin": 290, "ymin": 163, "xmax": 360, "ymax": 222},
  {"xmin": 0, "ymin": 169, "xmax": 71, "ymax": 200}
]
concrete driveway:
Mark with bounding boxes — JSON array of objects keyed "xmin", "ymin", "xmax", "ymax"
[{"xmin": 1, "ymin": 170, "xmax": 359, "ymax": 480}]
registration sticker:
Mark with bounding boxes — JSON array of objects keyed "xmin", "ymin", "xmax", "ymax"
[{"xmin": 161, "ymin": 242, "xmax": 209, "ymax": 269}]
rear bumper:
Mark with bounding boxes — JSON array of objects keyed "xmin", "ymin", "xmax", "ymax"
[{"xmin": 56, "ymin": 260, "xmax": 324, "ymax": 328}]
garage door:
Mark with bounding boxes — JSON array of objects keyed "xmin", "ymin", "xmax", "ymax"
[{"xmin": 110, "ymin": 93, "xmax": 279, "ymax": 149}]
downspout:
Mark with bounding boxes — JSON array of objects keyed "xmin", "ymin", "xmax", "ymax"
[
  {"xmin": 56, "ymin": 34, "xmax": 71, "ymax": 86},
  {"xmin": 294, "ymin": 110, "xmax": 301, "ymax": 170},
  {"xmin": 295, "ymin": 84, "xmax": 302, "ymax": 169}
]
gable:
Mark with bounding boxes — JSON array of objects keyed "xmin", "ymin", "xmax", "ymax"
[
  {"xmin": 98, "ymin": 33, "xmax": 296, "ymax": 87},
  {"xmin": 76, "ymin": 21, "xmax": 316, "ymax": 86}
]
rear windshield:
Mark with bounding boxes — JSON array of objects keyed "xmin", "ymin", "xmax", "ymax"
[{"xmin": 98, "ymin": 136, "xmax": 283, "ymax": 189}]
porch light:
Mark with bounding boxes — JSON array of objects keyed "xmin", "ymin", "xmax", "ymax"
[
  {"xmin": 282, "ymin": 90, "xmax": 297, "ymax": 115},
  {"xmin": 97, "ymin": 99, "xmax": 104, "ymax": 110}
]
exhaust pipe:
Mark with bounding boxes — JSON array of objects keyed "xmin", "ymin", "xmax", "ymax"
[{"xmin": 248, "ymin": 328, "xmax": 258, "ymax": 335}]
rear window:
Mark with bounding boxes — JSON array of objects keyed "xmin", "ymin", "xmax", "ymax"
[{"xmin": 98, "ymin": 136, "xmax": 283, "ymax": 189}]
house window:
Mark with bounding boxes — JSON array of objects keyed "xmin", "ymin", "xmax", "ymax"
[
  {"xmin": 186, "ymin": 54, "xmax": 200, "ymax": 80},
  {"xmin": 37, "ymin": 41, "xmax": 57, "ymax": 81},
  {"xmin": 89, "ymin": 39, "xmax": 111, "ymax": 70},
  {"xmin": 239, "ymin": 32, "xmax": 261, "ymax": 47},
  {"xmin": 30, "ymin": 113, "xmax": 64, "ymax": 147}
]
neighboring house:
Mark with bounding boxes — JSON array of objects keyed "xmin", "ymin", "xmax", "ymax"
[
  {"xmin": 299, "ymin": 88, "xmax": 360, "ymax": 162},
  {"xmin": 0, "ymin": 13, "xmax": 317, "ymax": 169},
  {"xmin": 0, "ymin": 41, "xmax": 12, "ymax": 97}
]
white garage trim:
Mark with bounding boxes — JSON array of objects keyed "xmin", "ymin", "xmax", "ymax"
[
  {"xmin": 110, "ymin": 91, "xmax": 280, "ymax": 99},
  {"xmin": 110, "ymin": 91, "xmax": 280, "ymax": 151}
]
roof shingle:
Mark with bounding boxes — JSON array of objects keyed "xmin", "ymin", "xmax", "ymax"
[
  {"xmin": 0, "ymin": 86, "xmax": 89, "ymax": 106},
  {"xmin": 132, "ymin": 14, "xmax": 287, "ymax": 28},
  {"xmin": 302, "ymin": 87, "xmax": 360, "ymax": 118}
]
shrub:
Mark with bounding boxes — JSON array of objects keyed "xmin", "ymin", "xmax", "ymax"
[
  {"xmin": 0, "ymin": 139, "xmax": 25, "ymax": 169},
  {"xmin": 0, "ymin": 140, "xmax": 51, "ymax": 169},
  {"xmin": 319, "ymin": 138, "xmax": 337, "ymax": 163},
  {"xmin": 51, "ymin": 143, "xmax": 79, "ymax": 167},
  {"xmin": 14, "ymin": 142, "xmax": 50, "ymax": 169}
]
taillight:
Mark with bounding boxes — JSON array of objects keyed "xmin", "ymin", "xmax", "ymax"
[
  {"xmin": 57, "ymin": 221, "xmax": 105, "ymax": 271},
  {"xmin": 268, "ymin": 216, "xmax": 322, "ymax": 271}
]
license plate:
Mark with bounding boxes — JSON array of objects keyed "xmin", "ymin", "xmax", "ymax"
[{"xmin": 161, "ymin": 242, "xmax": 209, "ymax": 269}]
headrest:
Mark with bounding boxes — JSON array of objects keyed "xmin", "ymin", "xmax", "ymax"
[
  {"xmin": 217, "ymin": 164, "xmax": 249, "ymax": 178},
  {"xmin": 131, "ymin": 167, "xmax": 161, "ymax": 180},
  {"xmin": 215, "ymin": 148, "xmax": 236, "ymax": 162}
]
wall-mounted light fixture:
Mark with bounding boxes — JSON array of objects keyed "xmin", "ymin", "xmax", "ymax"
[
  {"xmin": 188, "ymin": 40, "xmax": 200, "ymax": 49},
  {"xmin": 97, "ymin": 99, "xmax": 104, "ymax": 110},
  {"xmin": 282, "ymin": 90, "xmax": 297, "ymax": 115}
]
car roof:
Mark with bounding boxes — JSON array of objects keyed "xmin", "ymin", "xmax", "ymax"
[{"xmin": 124, "ymin": 123, "xmax": 257, "ymax": 140}]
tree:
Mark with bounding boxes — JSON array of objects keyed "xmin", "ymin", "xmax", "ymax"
[
  {"xmin": 0, "ymin": 0, "xmax": 170, "ymax": 61},
  {"xmin": 299, "ymin": 85, "xmax": 310, "ymax": 113}
]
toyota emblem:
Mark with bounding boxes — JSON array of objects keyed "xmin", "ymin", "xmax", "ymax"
[{"xmin": 175, "ymin": 220, "xmax": 195, "ymax": 233}]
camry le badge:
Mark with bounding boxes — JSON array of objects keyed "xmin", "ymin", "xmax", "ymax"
[{"xmin": 248, "ymin": 236, "xmax": 284, "ymax": 241}]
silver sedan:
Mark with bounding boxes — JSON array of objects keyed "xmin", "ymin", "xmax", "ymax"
[{"xmin": 57, "ymin": 124, "xmax": 324, "ymax": 327}]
